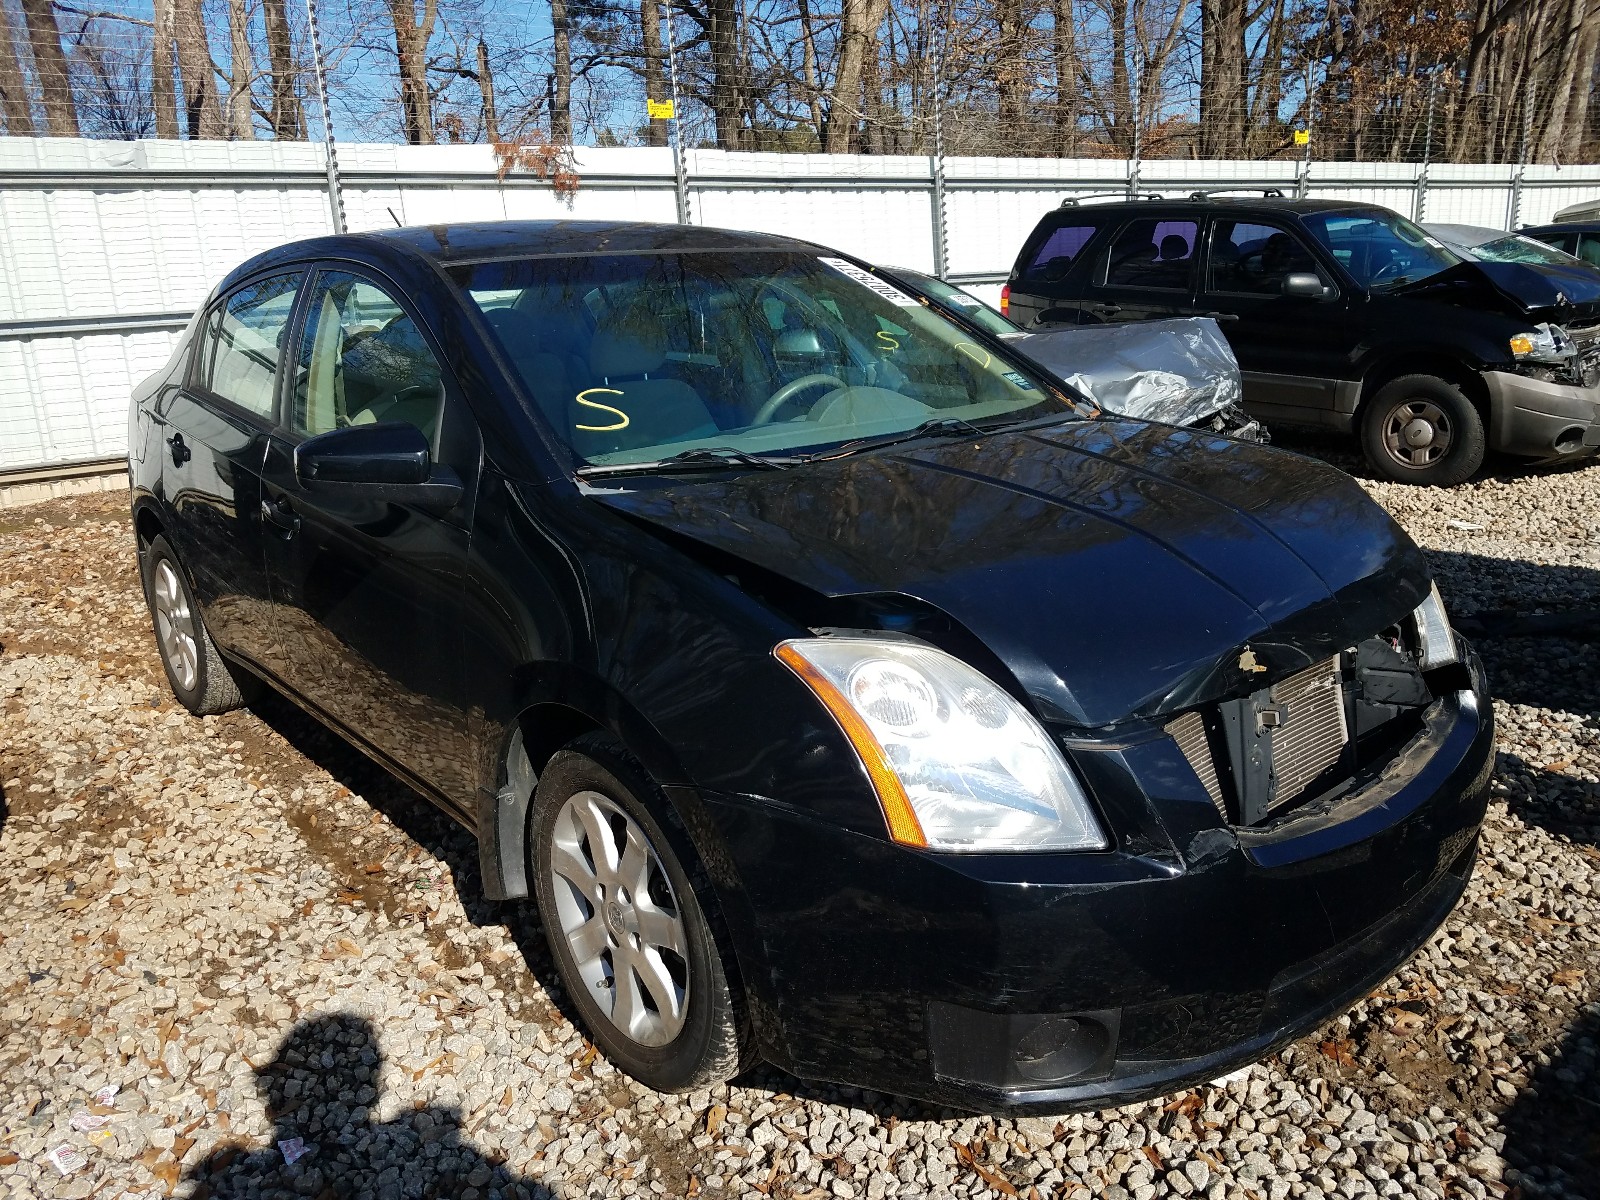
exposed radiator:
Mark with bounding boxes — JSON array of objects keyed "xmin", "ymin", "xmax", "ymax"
[{"xmin": 1265, "ymin": 657, "xmax": 1349, "ymax": 811}]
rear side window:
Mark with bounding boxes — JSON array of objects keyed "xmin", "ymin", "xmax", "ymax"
[
  {"xmin": 197, "ymin": 273, "xmax": 303, "ymax": 418},
  {"xmin": 1018, "ymin": 222, "xmax": 1099, "ymax": 283},
  {"xmin": 1104, "ymin": 219, "xmax": 1199, "ymax": 290},
  {"xmin": 1577, "ymin": 233, "xmax": 1600, "ymax": 267}
]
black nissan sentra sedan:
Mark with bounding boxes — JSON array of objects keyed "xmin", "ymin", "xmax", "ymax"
[{"xmin": 128, "ymin": 221, "xmax": 1493, "ymax": 1112}]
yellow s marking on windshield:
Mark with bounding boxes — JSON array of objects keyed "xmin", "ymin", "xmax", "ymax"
[
  {"xmin": 954, "ymin": 343, "xmax": 992, "ymax": 368},
  {"xmin": 875, "ymin": 330, "xmax": 900, "ymax": 353},
  {"xmin": 575, "ymin": 388, "xmax": 630, "ymax": 432}
]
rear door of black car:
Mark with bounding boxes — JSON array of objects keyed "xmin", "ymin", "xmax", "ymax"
[
  {"xmin": 257, "ymin": 266, "xmax": 484, "ymax": 816},
  {"xmin": 1007, "ymin": 213, "xmax": 1106, "ymax": 326},
  {"xmin": 159, "ymin": 271, "xmax": 303, "ymax": 670},
  {"xmin": 1082, "ymin": 214, "xmax": 1202, "ymax": 324}
]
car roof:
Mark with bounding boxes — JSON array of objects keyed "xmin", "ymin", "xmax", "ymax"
[
  {"xmin": 368, "ymin": 219, "xmax": 827, "ymax": 264},
  {"xmin": 1044, "ymin": 196, "xmax": 1385, "ymax": 218},
  {"xmin": 1424, "ymin": 222, "xmax": 1506, "ymax": 245},
  {"xmin": 1522, "ymin": 221, "xmax": 1600, "ymax": 234}
]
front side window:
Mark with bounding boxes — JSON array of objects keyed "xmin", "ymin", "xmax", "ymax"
[
  {"xmin": 292, "ymin": 272, "xmax": 445, "ymax": 450},
  {"xmin": 457, "ymin": 251, "xmax": 1087, "ymax": 468},
  {"xmin": 1019, "ymin": 222, "xmax": 1100, "ymax": 283},
  {"xmin": 1301, "ymin": 208, "xmax": 1457, "ymax": 291},
  {"xmin": 198, "ymin": 273, "xmax": 303, "ymax": 418},
  {"xmin": 1576, "ymin": 233, "xmax": 1600, "ymax": 267},
  {"xmin": 1207, "ymin": 221, "xmax": 1326, "ymax": 294},
  {"xmin": 1103, "ymin": 219, "xmax": 1199, "ymax": 291}
]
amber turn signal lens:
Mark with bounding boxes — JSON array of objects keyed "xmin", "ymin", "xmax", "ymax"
[
  {"xmin": 1000, "ymin": 284, "xmax": 1011, "ymax": 317},
  {"xmin": 774, "ymin": 643, "xmax": 928, "ymax": 848}
]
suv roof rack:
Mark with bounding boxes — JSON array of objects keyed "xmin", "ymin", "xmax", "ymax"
[
  {"xmin": 1186, "ymin": 187, "xmax": 1287, "ymax": 201},
  {"xmin": 1058, "ymin": 191, "xmax": 1165, "ymax": 208}
]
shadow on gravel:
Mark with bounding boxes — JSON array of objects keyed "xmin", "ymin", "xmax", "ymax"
[
  {"xmin": 187, "ymin": 1014, "xmax": 556, "ymax": 1199},
  {"xmin": 1500, "ymin": 1001, "xmax": 1600, "ymax": 1200}
]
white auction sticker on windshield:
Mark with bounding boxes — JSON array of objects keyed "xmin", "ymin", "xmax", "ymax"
[{"xmin": 818, "ymin": 258, "xmax": 921, "ymax": 307}]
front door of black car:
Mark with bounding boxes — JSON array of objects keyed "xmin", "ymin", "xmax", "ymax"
[
  {"xmin": 1084, "ymin": 216, "xmax": 1202, "ymax": 324},
  {"xmin": 258, "ymin": 268, "xmax": 482, "ymax": 816},
  {"xmin": 158, "ymin": 272, "xmax": 302, "ymax": 668},
  {"xmin": 1197, "ymin": 218, "xmax": 1357, "ymax": 420}
]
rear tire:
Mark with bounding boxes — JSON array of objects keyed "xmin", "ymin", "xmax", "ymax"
[
  {"xmin": 140, "ymin": 535, "xmax": 257, "ymax": 715},
  {"xmin": 1359, "ymin": 374, "xmax": 1485, "ymax": 486},
  {"xmin": 530, "ymin": 735, "xmax": 745, "ymax": 1093}
]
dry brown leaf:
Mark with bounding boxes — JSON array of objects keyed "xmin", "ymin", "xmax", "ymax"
[
  {"xmin": 336, "ymin": 889, "xmax": 364, "ymax": 904},
  {"xmin": 577, "ymin": 1043, "xmax": 597, "ymax": 1070},
  {"xmin": 411, "ymin": 1053, "xmax": 446, "ymax": 1082},
  {"xmin": 686, "ymin": 1176, "xmax": 702, "ymax": 1197},
  {"xmin": 953, "ymin": 1141, "xmax": 1019, "ymax": 1197},
  {"xmin": 501, "ymin": 1086, "xmax": 515, "ymax": 1108},
  {"xmin": 363, "ymin": 862, "xmax": 385, "ymax": 875},
  {"xmin": 1320, "ymin": 1039, "xmax": 1357, "ymax": 1068},
  {"xmin": 60, "ymin": 897, "xmax": 92, "ymax": 911},
  {"xmin": 151, "ymin": 1157, "xmax": 180, "ymax": 1192},
  {"xmin": 1163, "ymin": 1092, "xmax": 1202, "ymax": 1116},
  {"xmin": 705, "ymin": 1102, "xmax": 727, "ymax": 1138},
  {"xmin": 1142, "ymin": 1145, "xmax": 1165, "ymax": 1171},
  {"xmin": 172, "ymin": 1135, "xmax": 194, "ymax": 1159},
  {"xmin": 0, "ymin": 1154, "xmax": 16, "ymax": 1167},
  {"xmin": 1546, "ymin": 759, "xmax": 1572, "ymax": 772},
  {"xmin": 1389, "ymin": 1009, "xmax": 1427, "ymax": 1036},
  {"xmin": 1553, "ymin": 968, "xmax": 1585, "ymax": 987}
]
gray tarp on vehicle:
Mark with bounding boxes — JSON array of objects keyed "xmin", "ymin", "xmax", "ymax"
[{"xmin": 1003, "ymin": 316, "xmax": 1246, "ymax": 427}]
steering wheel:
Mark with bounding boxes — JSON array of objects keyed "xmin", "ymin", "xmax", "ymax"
[
  {"xmin": 1370, "ymin": 255, "xmax": 1407, "ymax": 284},
  {"xmin": 752, "ymin": 374, "xmax": 847, "ymax": 425}
]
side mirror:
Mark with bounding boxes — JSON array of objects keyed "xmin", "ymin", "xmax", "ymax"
[
  {"xmin": 295, "ymin": 422, "xmax": 463, "ymax": 511},
  {"xmin": 1283, "ymin": 272, "xmax": 1333, "ymax": 300}
]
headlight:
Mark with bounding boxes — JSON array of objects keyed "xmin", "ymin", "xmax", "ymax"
[
  {"xmin": 1509, "ymin": 322, "xmax": 1575, "ymax": 364},
  {"xmin": 1412, "ymin": 582, "xmax": 1458, "ymax": 669},
  {"xmin": 775, "ymin": 637, "xmax": 1108, "ymax": 852}
]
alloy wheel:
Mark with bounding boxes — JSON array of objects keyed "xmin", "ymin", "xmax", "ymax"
[
  {"xmin": 548, "ymin": 789, "xmax": 689, "ymax": 1046},
  {"xmin": 1381, "ymin": 399, "xmax": 1454, "ymax": 468},
  {"xmin": 152, "ymin": 558, "xmax": 199, "ymax": 691}
]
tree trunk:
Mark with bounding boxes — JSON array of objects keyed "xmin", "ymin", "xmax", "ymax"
[
  {"xmin": 798, "ymin": 0, "xmax": 824, "ymax": 141},
  {"xmin": 1198, "ymin": 0, "xmax": 1244, "ymax": 157},
  {"xmin": 1249, "ymin": 0, "xmax": 1287, "ymax": 156},
  {"xmin": 825, "ymin": 0, "xmax": 890, "ymax": 152},
  {"xmin": 0, "ymin": 1, "xmax": 35, "ymax": 135},
  {"xmin": 227, "ymin": 0, "xmax": 254, "ymax": 138},
  {"xmin": 1562, "ymin": 9, "xmax": 1600, "ymax": 159},
  {"xmin": 994, "ymin": 0, "xmax": 1027, "ymax": 131},
  {"xmin": 1052, "ymin": 0, "xmax": 1077, "ymax": 156},
  {"xmin": 152, "ymin": 0, "xmax": 178, "ymax": 137},
  {"xmin": 1108, "ymin": 0, "xmax": 1131, "ymax": 151},
  {"xmin": 640, "ymin": 0, "xmax": 667, "ymax": 146},
  {"xmin": 708, "ymin": 0, "xmax": 742, "ymax": 148},
  {"xmin": 476, "ymin": 39, "xmax": 500, "ymax": 143},
  {"xmin": 549, "ymin": 0, "xmax": 570, "ymax": 143},
  {"xmin": 19, "ymin": 0, "xmax": 79, "ymax": 136},
  {"xmin": 172, "ymin": 0, "xmax": 223, "ymax": 138},
  {"xmin": 262, "ymin": 0, "xmax": 304, "ymax": 138},
  {"xmin": 389, "ymin": 0, "xmax": 438, "ymax": 144},
  {"xmin": 1536, "ymin": 0, "xmax": 1586, "ymax": 160}
]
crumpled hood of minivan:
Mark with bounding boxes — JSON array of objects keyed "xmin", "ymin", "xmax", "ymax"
[{"xmin": 590, "ymin": 420, "xmax": 1432, "ymax": 728}]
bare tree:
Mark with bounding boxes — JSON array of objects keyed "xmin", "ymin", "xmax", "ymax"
[
  {"xmin": 173, "ymin": 0, "xmax": 224, "ymax": 137},
  {"xmin": 261, "ymin": 0, "xmax": 303, "ymax": 137},
  {"xmin": 640, "ymin": 0, "xmax": 666, "ymax": 145},
  {"xmin": 389, "ymin": 0, "xmax": 438, "ymax": 143},
  {"xmin": 550, "ymin": 0, "xmax": 571, "ymax": 142},
  {"xmin": 20, "ymin": 0, "xmax": 81, "ymax": 134},
  {"xmin": 226, "ymin": 0, "xmax": 254, "ymax": 137},
  {"xmin": 151, "ymin": 0, "xmax": 177, "ymax": 136},
  {"xmin": 0, "ymin": 0, "xmax": 37, "ymax": 133}
]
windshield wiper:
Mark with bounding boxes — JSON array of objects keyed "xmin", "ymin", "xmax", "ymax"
[
  {"xmin": 576, "ymin": 446, "xmax": 803, "ymax": 478},
  {"xmin": 801, "ymin": 415, "xmax": 1053, "ymax": 463}
]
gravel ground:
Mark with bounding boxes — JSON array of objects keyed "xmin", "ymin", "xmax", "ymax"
[{"xmin": 1, "ymin": 446, "xmax": 1598, "ymax": 1200}]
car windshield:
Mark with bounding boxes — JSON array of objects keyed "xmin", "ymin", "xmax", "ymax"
[
  {"xmin": 1461, "ymin": 232, "xmax": 1582, "ymax": 268},
  {"xmin": 455, "ymin": 250, "xmax": 1082, "ymax": 468},
  {"xmin": 1300, "ymin": 208, "xmax": 1458, "ymax": 292},
  {"xmin": 886, "ymin": 268, "xmax": 1019, "ymax": 336}
]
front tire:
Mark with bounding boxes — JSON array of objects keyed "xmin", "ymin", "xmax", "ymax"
[
  {"xmin": 1359, "ymin": 374, "xmax": 1486, "ymax": 486},
  {"xmin": 530, "ymin": 736, "xmax": 745, "ymax": 1092},
  {"xmin": 140, "ymin": 534, "xmax": 256, "ymax": 714}
]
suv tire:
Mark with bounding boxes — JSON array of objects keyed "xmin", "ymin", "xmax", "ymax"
[
  {"xmin": 531, "ymin": 735, "xmax": 746, "ymax": 1092},
  {"xmin": 1360, "ymin": 374, "xmax": 1486, "ymax": 486},
  {"xmin": 140, "ymin": 534, "xmax": 259, "ymax": 714}
]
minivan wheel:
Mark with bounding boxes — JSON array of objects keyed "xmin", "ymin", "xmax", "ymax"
[
  {"xmin": 140, "ymin": 535, "xmax": 257, "ymax": 714},
  {"xmin": 1359, "ymin": 374, "xmax": 1485, "ymax": 486},
  {"xmin": 530, "ymin": 737, "xmax": 745, "ymax": 1092}
]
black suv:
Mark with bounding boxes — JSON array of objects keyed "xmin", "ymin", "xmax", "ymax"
[{"xmin": 1006, "ymin": 192, "xmax": 1600, "ymax": 484}]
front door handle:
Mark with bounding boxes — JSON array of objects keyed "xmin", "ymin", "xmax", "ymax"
[
  {"xmin": 1198, "ymin": 310, "xmax": 1241, "ymax": 322},
  {"xmin": 260, "ymin": 496, "xmax": 300, "ymax": 538},
  {"xmin": 167, "ymin": 432, "xmax": 191, "ymax": 466}
]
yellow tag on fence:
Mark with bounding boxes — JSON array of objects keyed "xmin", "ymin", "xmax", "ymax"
[
  {"xmin": 647, "ymin": 99, "xmax": 675, "ymax": 120},
  {"xmin": 1293, "ymin": 129, "xmax": 1310, "ymax": 146}
]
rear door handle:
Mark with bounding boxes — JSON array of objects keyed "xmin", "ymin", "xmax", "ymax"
[
  {"xmin": 260, "ymin": 496, "xmax": 300, "ymax": 538},
  {"xmin": 1088, "ymin": 304, "xmax": 1122, "ymax": 318},
  {"xmin": 167, "ymin": 432, "xmax": 190, "ymax": 466},
  {"xmin": 1198, "ymin": 310, "xmax": 1240, "ymax": 322}
]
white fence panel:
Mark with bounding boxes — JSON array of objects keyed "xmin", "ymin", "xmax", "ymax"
[{"xmin": 6, "ymin": 137, "xmax": 1600, "ymax": 474}]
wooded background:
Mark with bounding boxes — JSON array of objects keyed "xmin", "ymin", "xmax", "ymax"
[{"xmin": 1, "ymin": 0, "xmax": 1597, "ymax": 162}]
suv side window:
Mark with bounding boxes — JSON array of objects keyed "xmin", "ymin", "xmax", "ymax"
[
  {"xmin": 292, "ymin": 271, "xmax": 445, "ymax": 451},
  {"xmin": 1577, "ymin": 232, "xmax": 1600, "ymax": 268},
  {"xmin": 1207, "ymin": 220, "xmax": 1327, "ymax": 295},
  {"xmin": 1018, "ymin": 222, "xmax": 1100, "ymax": 284},
  {"xmin": 1103, "ymin": 219, "xmax": 1199, "ymax": 291},
  {"xmin": 195, "ymin": 273, "xmax": 303, "ymax": 419}
]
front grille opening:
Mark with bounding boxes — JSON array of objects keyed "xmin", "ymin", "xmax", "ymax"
[{"xmin": 1167, "ymin": 635, "xmax": 1436, "ymax": 828}]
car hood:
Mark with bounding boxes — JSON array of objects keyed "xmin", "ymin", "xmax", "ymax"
[
  {"xmin": 1397, "ymin": 259, "xmax": 1600, "ymax": 324},
  {"xmin": 589, "ymin": 420, "xmax": 1431, "ymax": 728}
]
